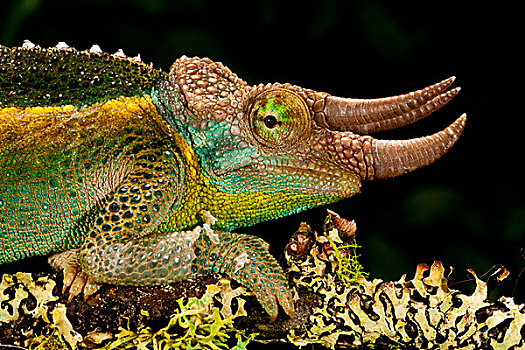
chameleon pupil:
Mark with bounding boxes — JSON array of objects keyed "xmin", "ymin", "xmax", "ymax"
[{"xmin": 264, "ymin": 115, "xmax": 279, "ymax": 129}]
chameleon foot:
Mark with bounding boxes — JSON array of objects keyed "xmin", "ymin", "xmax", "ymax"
[
  {"xmin": 249, "ymin": 268, "xmax": 294, "ymax": 321},
  {"xmin": 193, "ymin": 232, "xmax": 295, "ymax": 321},
  {"xmin": 48, "ymin": 249, "xmax": 101, "ymax": 301}
]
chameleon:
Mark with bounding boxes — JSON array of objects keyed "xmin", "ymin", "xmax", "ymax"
[{"xmin": 0, "ymin": 41, "xmax": 466, "ymax": 320}]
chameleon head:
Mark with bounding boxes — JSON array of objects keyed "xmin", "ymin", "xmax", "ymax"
[{"xmin": 170, "ymin": 56, "xmax": 465, "ymax": 204}]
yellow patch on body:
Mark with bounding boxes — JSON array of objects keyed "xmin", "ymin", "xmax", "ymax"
[
  {"xmin": 164, "ymin": 131, "xmax": 334, "ymax": 231},
  {"xmin": 0, "ymin": 95, "xmax": 168, "ymax": 154}
]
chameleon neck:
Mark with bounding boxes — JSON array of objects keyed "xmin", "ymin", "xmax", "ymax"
[
  {"xmin": 164, "ymin": 134, "xmax": 343, "ymax": 231},
  {"xmin": 157, "ymin": 114, "xmax": 343, "ymax": 232}
]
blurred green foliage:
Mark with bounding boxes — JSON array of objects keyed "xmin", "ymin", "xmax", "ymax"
[
  {"xmin": 404, "ymin": 187, "xmax": 462, "ymax": 226},
  {"xmin": 1, "ymin": 0, "xmax": 41, "ymax": 44}
]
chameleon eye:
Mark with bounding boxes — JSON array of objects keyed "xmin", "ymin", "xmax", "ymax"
[
  {"xmin": 249, "ymin": 89, "xmax": 311, "ymax": 150},
  {"xmin": 263, "ymin": 114, "xmax": 280, "ymax": 129}
]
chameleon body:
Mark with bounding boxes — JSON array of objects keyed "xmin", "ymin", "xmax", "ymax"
[{"xmin": 0, "ymin": 42, "xmax": 466, "ymax": 319}]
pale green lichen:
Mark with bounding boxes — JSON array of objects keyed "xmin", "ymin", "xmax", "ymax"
[
  {"xmin": 0, "ymin": 273, "xmax": 254, "ymax": 350},
  {"xmin": 215, "ymin": 277, "xmax": 248, "ymax": 319},
  {"xmin": 27, "ymin": 329, "xmax": 70, "ymax": 350},
  {"xmin": 2, "ymin": 212, "xmax": 524, "ymax": 350},
  {"xmin": 0, "ymin": 272, "xmax": 58, "ymax": 323},
  {"xmin": 324, "ymin": 211, "xmax": 368, "ymax": 284},
  {"xmin": 286, "ymin": 218, "xmax": 525, "ymax": 349},
  {"xmin": 100, "ymin": 284, "xmax": 254, "ymax": 350},
  {"xmin": 0, "ymin": 272, "xmax": 81, "ymax": 350},
  {"xmin": 327, "ymin": 233, "xmax": 368, "ymax": 284}
]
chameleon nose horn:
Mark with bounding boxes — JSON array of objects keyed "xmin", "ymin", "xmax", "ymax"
[
  {"xmin": 315, "ymin": 77, "xmax": 467, "ymax": 180},
  {"xmin": 368, "ymin": 113, "xmax": 466, "ymax": 179},
  {"xmin": 316, "ymin": 76, "xmax": 460, "ymax": 134}
]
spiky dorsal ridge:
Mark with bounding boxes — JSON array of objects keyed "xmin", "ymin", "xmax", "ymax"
[
  {"xmin": 0, "ymin": 41, "xmax": 167, "ymax": 107},
  {"xmin": 16, "ymin": 40, "xmax": 154, "ymax": 70}
]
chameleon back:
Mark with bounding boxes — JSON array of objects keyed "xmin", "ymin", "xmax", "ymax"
[{"xmin": 0, "ymin": 44, "xmax": 168, "ymax": 262}]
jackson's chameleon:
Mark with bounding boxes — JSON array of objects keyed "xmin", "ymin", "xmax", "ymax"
[{"xmin": 0, "ymin": 41, "xmax": 465, "ymax": 320}]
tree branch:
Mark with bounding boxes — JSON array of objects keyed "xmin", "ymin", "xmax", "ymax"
[{"xmin": 1, "ymin": 212, "xmax": 524, "ymax": 349}]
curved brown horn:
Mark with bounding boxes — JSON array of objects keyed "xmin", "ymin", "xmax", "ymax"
[
  {"xmin": 318, "ymin": 77, "xmax": 460, "ymax": 134},
  {"xmin": 368, "ymin": 114, "xmax": 466, "ymax": 179}
]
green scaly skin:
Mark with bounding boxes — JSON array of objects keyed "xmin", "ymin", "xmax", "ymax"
[{"xmin": 0, "ymin": 42, "xmax": 464, "ymax": 319}]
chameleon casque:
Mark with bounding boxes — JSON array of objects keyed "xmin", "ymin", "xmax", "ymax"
[{"xmin": 0, "ymin": 41, "xmax": 466, "ymax": 320}]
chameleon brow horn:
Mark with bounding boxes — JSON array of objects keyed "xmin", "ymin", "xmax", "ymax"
[{"xmin": 314, "ymin": 77, "xmax": 466, "ymax": 179}]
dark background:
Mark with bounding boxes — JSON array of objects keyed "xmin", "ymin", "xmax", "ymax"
[{"xmin": 1, "ymin": 0, "xmax": 523, "ymax": 347}]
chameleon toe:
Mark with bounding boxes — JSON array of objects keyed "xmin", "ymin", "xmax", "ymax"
[
  {"xmin": 82, "ymin": 278, "xmax": 102, "ymax": 300},
  {"xmin": 62, "ymin": 263, "xmax": 80, "ymax": 294},
  {"xmin": 278, "ymin": 289, "xmax": 295, "ymax": 319},
  {"xmin": 265, "ymin": 294, "xmax": 279, "ymax": 322},
  {"xmin": 67, "ymin": 271, "xmax": 88, "ymax": 302}
]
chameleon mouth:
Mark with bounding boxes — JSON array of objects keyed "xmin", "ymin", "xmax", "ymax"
[{"xmin": 234, "ymin": 161, "xmax": 362, "ymax": 197}]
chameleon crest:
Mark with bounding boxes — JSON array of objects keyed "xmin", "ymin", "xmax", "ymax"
[{"xmin": 0, "ymin": 41, "xmax": 465, "ymax": 319}]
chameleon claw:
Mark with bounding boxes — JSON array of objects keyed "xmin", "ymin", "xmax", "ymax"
[
  {"xmin": 82, "ymin": 279, "xmax": 102, "ymax": 300},
  {"xmin": 68, "ymin": 272, "xmax": 87, "ymax": 302},
  {"xmin": 62, "ymin": 262, "xmax": 80, "ymax": 294},
  {"xmin": 66, "ymin": 271, "xmax": 102, "ymax": 302},
  {"xmin": 259, "ymin": 293, "xmax": 279, "ymax": 322},
  {"xmin": 251, "ymin": 268, "xmax": 294, "ymax": 321},
  {"xmin": 65, "ymin": 269, "xmax": 102, "ymax": 302},
  {"xmin": 48, "ymin": 249, "xmax": 101, "ymax": 302},
  {"xmin": 255, "ymin": 281, "xmax": 294, "ymax": 321}
]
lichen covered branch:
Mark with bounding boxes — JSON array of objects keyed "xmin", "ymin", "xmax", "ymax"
[{"xmin": 1, "ymin": 212, "xmax": 524, "ymax": 349}]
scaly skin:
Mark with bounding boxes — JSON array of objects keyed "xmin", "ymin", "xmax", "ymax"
[{"xmin": 0, "ymin": 42, "xmax": 466, "ymax": 320}]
